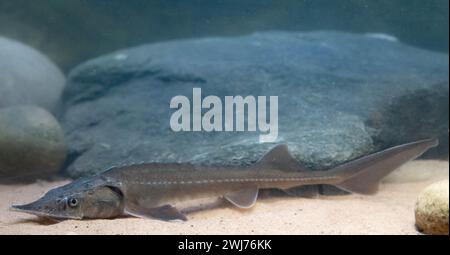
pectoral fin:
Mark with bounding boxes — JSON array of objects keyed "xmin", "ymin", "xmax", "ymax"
[
  {"xmin": 224, "ymin": 187, "xmax": 259, "ymax": 209},
  {"xmin": 125, "ymin": 203, "xmax": 187, "ymax": 221}
]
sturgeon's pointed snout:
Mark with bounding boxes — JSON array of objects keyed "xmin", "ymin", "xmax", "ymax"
[
  {"xmin": 10, "ymin": 201, "xmax": 44, "ymax": 214},
  {"xmin": 10, "ymin": 204, "xmax": 28, "ymax": 211},
  {"xmin": 10, "ymin": 197, "xmax": 83, "ymax": 220},
  {"xmin": 10, "ymin": 197, "xmax": 59, "ymax": 217}
]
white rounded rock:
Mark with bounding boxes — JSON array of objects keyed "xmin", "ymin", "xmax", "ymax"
[
  {"xmin": 415, "ymin": 180, "xmax": 449, "ymax": 235},
  {"xmin": 0, "ymin": 106, "xmax": 66, "ymax": 182},
  {"xmin": 0, "ymin": 37, "xmax": 65, "ymax": 113}
]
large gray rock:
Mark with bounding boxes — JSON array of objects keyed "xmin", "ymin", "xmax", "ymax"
[
  {"xmin": 61, "ymin": 31, "xmax": 448, "ymax": 178},
  {"xmin": 0, "ymin": 106, "xmax": 66, "ymax": 183},
  {"xmin": 0, "ymin": 37, "xmax": 65, "ymax": 113}
]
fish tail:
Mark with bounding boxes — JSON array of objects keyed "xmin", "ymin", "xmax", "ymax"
[{"xmin": 331, "ymin": 138, "xmax": 438, "ymax": 194}]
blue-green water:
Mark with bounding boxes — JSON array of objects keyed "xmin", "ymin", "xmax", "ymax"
[
  {"xmin": 1, "ymin": 0, "xmax": 448, "ymax": 71},
  {"xmin": 0, "ymin": 0, "xmax": 448, "ymax": 183}
]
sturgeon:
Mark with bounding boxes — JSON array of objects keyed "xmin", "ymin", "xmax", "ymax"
[{"xmin": 11, "ymin": 138, "xmax": 438, "ymax": 221}]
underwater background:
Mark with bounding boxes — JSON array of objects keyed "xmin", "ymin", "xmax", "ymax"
[
  {"xmin": 0, "ymin": 0, "xmax": 448, "ymax": 180},
  {"xmin": 0, "ymin": 0, "xmax": 448, "ymax": 235},
  {"xmin": 1, "ymin": 0, "xmax": 448, "ymax": 71}
]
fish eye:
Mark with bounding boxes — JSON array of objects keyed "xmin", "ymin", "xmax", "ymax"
[{"xmin": 68, "ymin": 198, "xmax": 79, "ymax": 208}]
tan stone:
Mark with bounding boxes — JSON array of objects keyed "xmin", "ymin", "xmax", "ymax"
[{"xmin": 415, "ymin": 180, "xmax": 449, "ymax": 235}]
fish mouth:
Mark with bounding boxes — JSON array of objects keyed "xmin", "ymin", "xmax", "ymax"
[{"xmin": 10, "ymin": 204, "xmax": 82, "ymax": 220}]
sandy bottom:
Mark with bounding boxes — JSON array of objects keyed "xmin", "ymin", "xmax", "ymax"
[{"xmin": 0, "ymin": 160, "xmax": 448, "ymax": 235}]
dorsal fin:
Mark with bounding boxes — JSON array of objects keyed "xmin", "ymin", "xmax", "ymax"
[{"xmin": 255, "ymin": 144, "xmax": 308, "ymax": 172}]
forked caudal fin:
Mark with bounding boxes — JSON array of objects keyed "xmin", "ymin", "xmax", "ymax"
[{"xmin": 332, "ymin": 138, "xmax": 439, "ymax": 194}]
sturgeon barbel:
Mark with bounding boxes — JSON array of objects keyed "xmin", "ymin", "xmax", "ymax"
[{"xmin": 11, "ymin": 139, "xmax": 438, "ymax": 221}]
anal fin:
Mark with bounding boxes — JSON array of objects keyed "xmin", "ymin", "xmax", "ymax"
[
  {"xmin": 125, "ymin": 203, "xmax": 187, "ymax": 221},
  {"xmin": 224, "ymin": 187, "xmax": 259, "ymax": 209}
]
